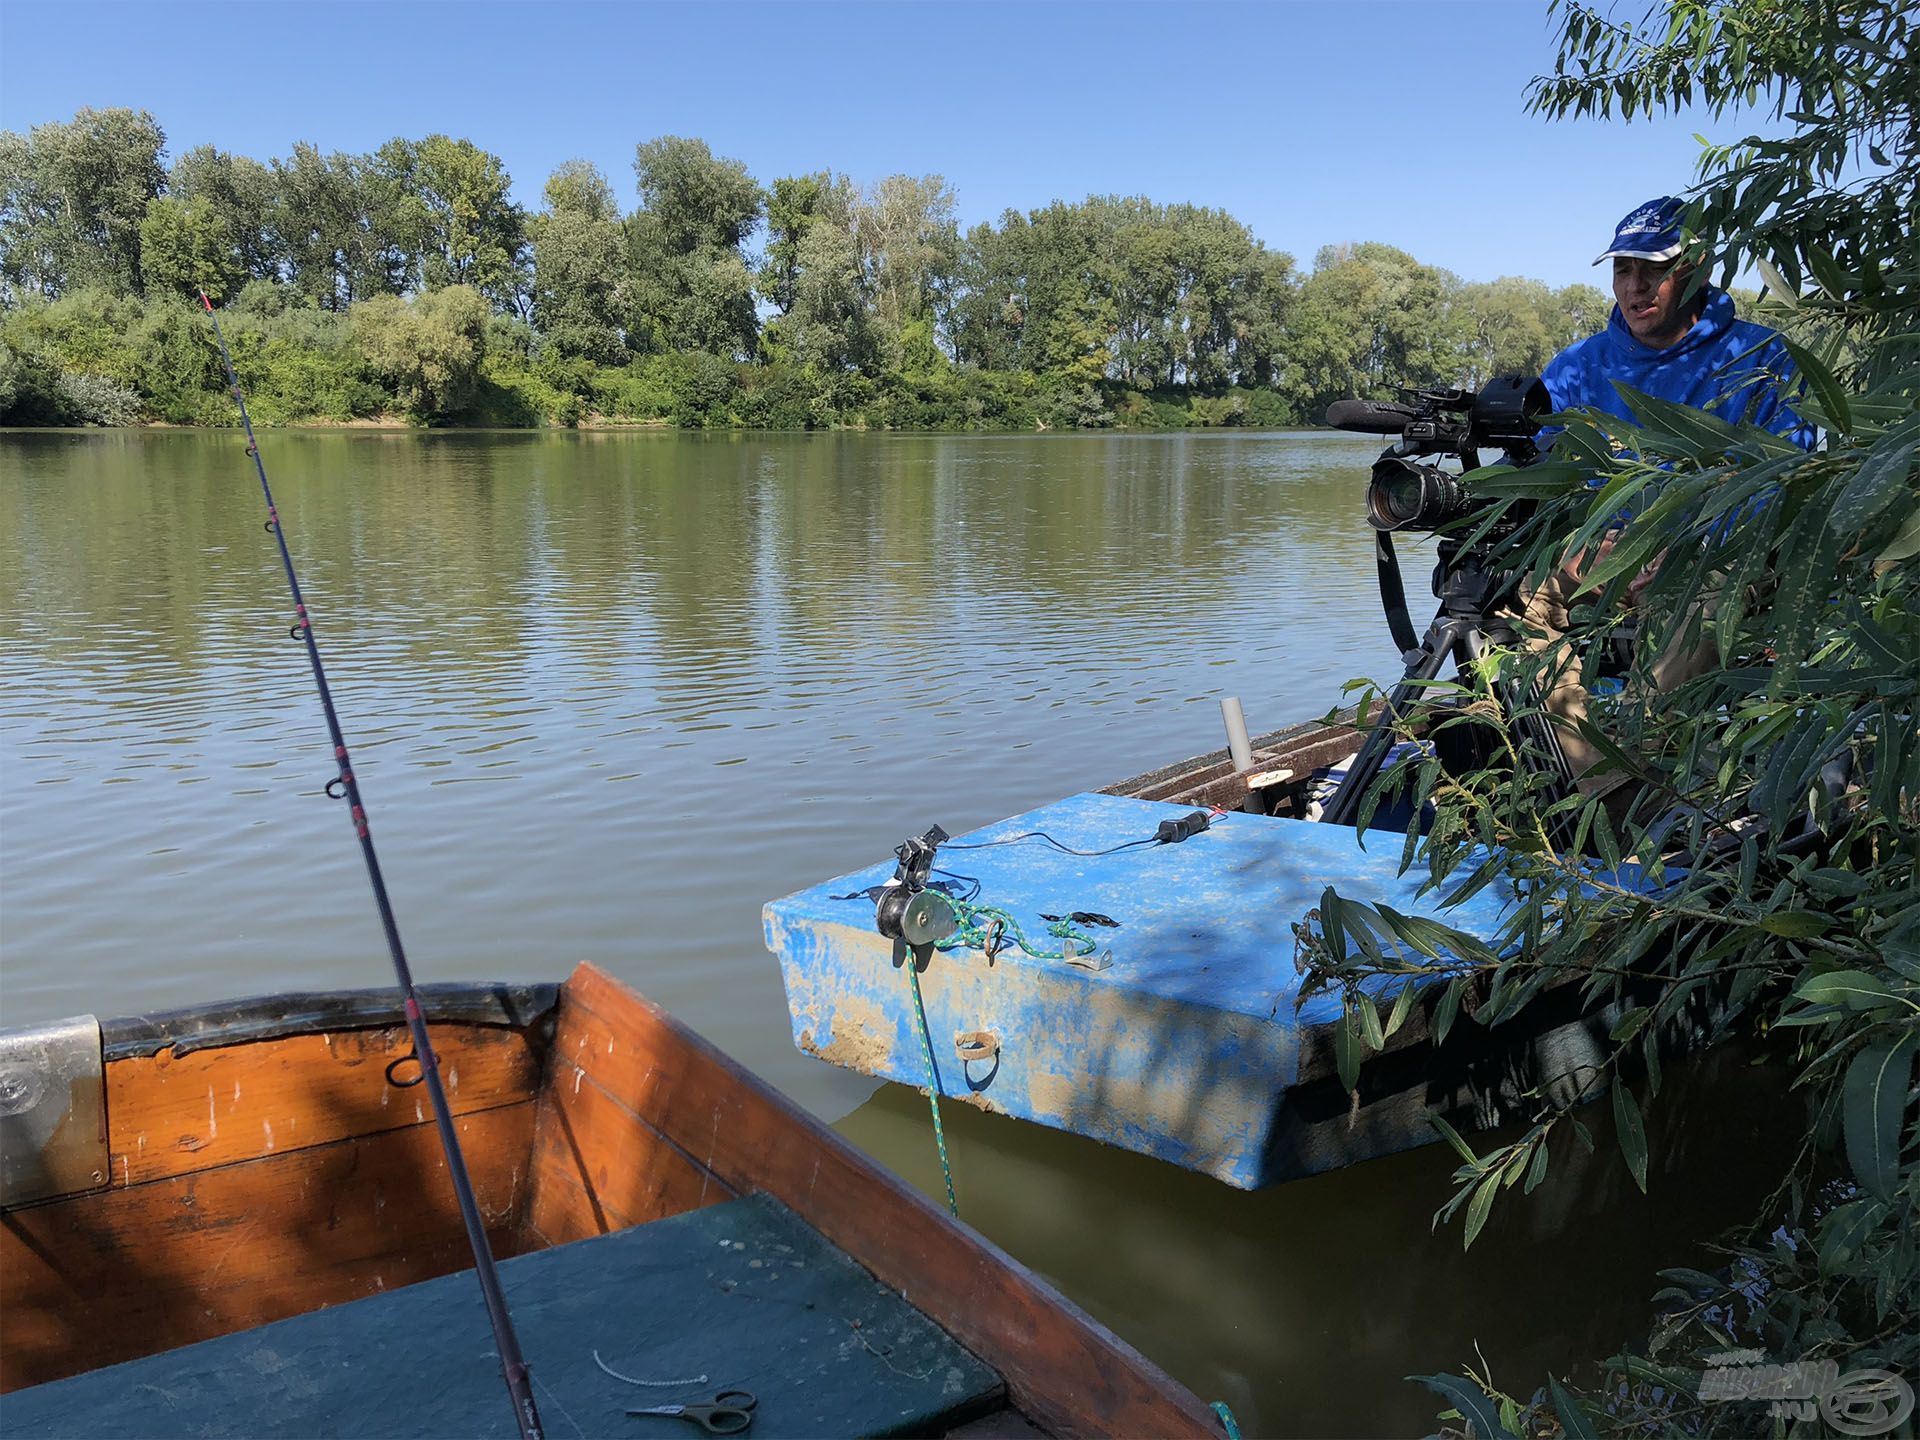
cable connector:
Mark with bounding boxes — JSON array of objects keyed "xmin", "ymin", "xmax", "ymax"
[{"xmin": 1155, "ymin": 810, "xmax": 1212, "ymax": 844}]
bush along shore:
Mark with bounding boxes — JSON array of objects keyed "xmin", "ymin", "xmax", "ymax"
[
  {"xmin": 0, "ymin": 284, "xmax": 1309, "ymax": 431},
  {"xmin": 2, "ymin": 112, "xmax": 1623, "ymax": 430}
]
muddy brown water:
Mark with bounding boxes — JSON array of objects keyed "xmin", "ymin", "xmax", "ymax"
[{"xmin": 0, "ymin": 429, "xmax": 1797, "ymax": 1435}]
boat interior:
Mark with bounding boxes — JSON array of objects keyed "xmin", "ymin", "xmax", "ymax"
[{"xmin": 0, "ymin": 963, "xmax": 1216, "ymax": 1438}]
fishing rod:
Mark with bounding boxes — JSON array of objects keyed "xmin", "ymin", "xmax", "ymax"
[{"xmin": 199, "ymin": 294, "xmax": 544, "ymax": 1440}]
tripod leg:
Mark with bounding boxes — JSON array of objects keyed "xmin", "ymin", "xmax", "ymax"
[
  {"xmin": 1321, "ymin": 618, "xmax": 1465, "ymax": 829},
  {"xmin": 1459, "ymin": 627, "xmax": 1575, "ymax": 792}
]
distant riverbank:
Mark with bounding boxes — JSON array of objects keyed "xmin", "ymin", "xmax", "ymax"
[{"xmin": 0, "ymin": 291, "xmax": 1309, "ymax": 432}]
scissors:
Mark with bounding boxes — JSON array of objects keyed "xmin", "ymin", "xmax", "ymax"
[{"xmin": 627, "ymin": 1389, "xmax": 757, "ymax": 1434}]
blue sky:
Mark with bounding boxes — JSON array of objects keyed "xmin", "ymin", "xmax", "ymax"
[{"xmin": 0, "ymin": 0, "xmax": 1742, "ymax": 293}]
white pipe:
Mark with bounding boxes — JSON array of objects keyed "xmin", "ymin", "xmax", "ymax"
[{"xmin": 1220, "ymin": 697, "xmax": 1255, "ymax": 773}]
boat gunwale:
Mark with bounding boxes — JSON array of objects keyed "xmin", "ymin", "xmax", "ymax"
[{"xmin": 96, "ymin": 981, "xmax": 560, "ymax": 1061}]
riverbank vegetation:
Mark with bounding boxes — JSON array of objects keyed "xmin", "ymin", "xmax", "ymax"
[
  {"xmin": 0, "ymin": 112, "xmax": 1613, "ymax": 430},
  {"xmin": 1306, "ymin": 1, "xmax": 1917, "ymax": 1434}
]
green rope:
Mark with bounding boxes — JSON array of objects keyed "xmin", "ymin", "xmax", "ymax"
[
  {"xmin": 903, "ymin": 952, "xmax": 958, "ymax": 1216},
  {"xmin": 1210, "ymin": 1401, "xmax": 1243, "ymax": 1438},
  {"xmin": 938, "ymin": 897, "xmax": 1096, "ymax": 963}
]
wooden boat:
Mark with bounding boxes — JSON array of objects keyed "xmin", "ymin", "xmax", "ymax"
[
  {"xmin": 766, "ymin": 713, "xmax": 1655, "ymax": 1189},
  {"xmin": 0, "ymin": 962, "xmax": 1220, "ymax": 1438}
]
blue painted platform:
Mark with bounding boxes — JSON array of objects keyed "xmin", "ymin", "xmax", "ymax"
[{"xmin": 764, "ymin": 793, "xmax": 1527, "ymax": 1189}]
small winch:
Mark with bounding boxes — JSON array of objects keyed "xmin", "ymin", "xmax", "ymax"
[{"xmin": 874, "ymin": 826, "xmax": 960, "ymax": 948}]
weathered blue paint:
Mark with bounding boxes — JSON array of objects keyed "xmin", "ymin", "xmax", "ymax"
[{"xmin": 764, "ymin": 793, "xmax": 1532, "ymax": 1189}]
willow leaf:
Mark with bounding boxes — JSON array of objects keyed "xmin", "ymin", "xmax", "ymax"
[
  {"xmin": 1829, "ymin": 429, "xmax": 1919, "ymax": 537},
  {"xmin": 1411, "ymin": 1373, "xmax": 1518, "ymax": 1440},
  {"xmin": 1778, "ymin": 332, "xmax": 1851, "ymax": 435},
  {"xmin": 1841, "ymin": 1036, "xmax": 1919, "ymax": 1200},
  {"xmin": 1462, "ymin": 1169, "xmax": 1502, "ymax": 1249},
  {"xmin": 1549, "ymin": 1377, "xmax": 1602, "ymax": 1440},
  {"xmin": 1613, "ymin": 1081, "xmax": 1649, "ymax": 1192}
]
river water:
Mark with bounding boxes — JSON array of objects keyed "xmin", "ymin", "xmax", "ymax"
[{"xmin": 0, "ymin": 430, "xmax": 1794, "ymax": 1435}]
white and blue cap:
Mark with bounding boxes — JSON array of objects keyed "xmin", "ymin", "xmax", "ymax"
[{"xmin": 1594, "ymin": 196, "xmax": 1690, "ymax": 265}]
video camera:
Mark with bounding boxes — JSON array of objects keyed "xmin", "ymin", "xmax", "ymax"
[{"xmin": 1326, "ymin": 376, "xmax": 1550, "ymax": 533}]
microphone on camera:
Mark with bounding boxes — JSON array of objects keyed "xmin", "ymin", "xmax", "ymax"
[{"xmin": 1325, "ymin": 398, "xmax": 1419, "ymax": 434}]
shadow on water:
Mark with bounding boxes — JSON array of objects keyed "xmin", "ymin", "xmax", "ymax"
[{"xmin": 835, "ymin": 1040, "xmax": 1803, "ymax": 1439}]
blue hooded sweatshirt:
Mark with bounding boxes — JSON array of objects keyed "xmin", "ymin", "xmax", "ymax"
[{"xmin": 1541, "ymin": 287, "xmax": 1815, "ymax": 451}]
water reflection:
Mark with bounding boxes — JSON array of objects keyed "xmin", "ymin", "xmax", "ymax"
[
  {"xmin": 839, "ymin": 1043, "xmax": 1801, "ymax": 1437},
  {"xmin": 1, "ymin": 429, "xmax": 1402, "ymax": 1054}
]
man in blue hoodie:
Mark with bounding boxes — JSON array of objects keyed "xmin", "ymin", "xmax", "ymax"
[
  {"xmin": 1520, "ymin": 196, "xmax": 1813, "ymax": 806},
  {"xmin": 1541, "ymin": 195, "xmax": 1813, "ymax": 443}
]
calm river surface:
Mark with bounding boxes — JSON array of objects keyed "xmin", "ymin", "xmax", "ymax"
[{"xmin": 0, "ymin": 430, "xmax": 1792, "ymax": 1435}]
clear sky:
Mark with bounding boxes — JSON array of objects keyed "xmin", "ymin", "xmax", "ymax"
[{"xmin": 0, "ymin": 0, "xmax": 1742, "ymax": 294}]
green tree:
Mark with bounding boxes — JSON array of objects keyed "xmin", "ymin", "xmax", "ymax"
[
  {"xmin": 350, "ymin": 284, "xmax": 489, "ymax": 418},
  {"xmin": 853, "ymin": 174, "xmax": 960, "ymax": 364},
  {"xmin": 1554, "ymin": 281, "xmax": 1610, "ymax": 349},
  {"xmin": 1456, "ymin": 275, "xmax": 1559, "ymax": 388},
  {"xmin": 169, "ymin": 145, "xmax": 282, "ymax": 284},
  {"xmin": 779, "ymin": 185, "xmax": 881, "ymax": 375},
  {"xmin": 138, "ymin": 194, "xmax": 246, "ymax": 304},
  {"xmin": 530, "ymin": 160, "xmax": 626, "ymax": 364},
  {"xmin": 270, "ymin": 143, "xmax": 365, "ymax": 310},
  {"xmin": 631, "ymin": 135, "xmax": 762, "ymax": 256},
  {"xmin": 0, "ymin": 107, "xmax": 166, "ymax": 299},
  {"xmin": 543, "ymin": 158, "xmax": 617, "ymax": 223},
  {"xmin": 625, "ymin": 136, "xmax": 763, "ymax": 359},
  {"xmin": 759, "ymin": 172, "xmax": 830, "ymax": 317},
  {"xmin": 408, "ymin": 135, "xmax": 528, "ymax": 312},
  {"xmin": 1282, "ymin": 242, "xmax": 1466, "ymax": 418}
]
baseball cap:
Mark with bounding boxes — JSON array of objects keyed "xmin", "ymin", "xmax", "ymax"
[{"xmin": 1594, "ymin": 196, "xmax": 1690, "ymax": 265}]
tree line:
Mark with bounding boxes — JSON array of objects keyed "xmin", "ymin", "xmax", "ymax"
[{"xmin": 0, "ymin": 107, "xmax": 1613, "ymax": 429}]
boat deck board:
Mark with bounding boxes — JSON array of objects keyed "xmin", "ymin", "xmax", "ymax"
[
  {"xmin": 765, "ymin": 792, "xmax": 1536, "ymax": 1188},
  {"xmin": 1, "ymin": 1192, "xmax": 1004, "ymax": 1438}
]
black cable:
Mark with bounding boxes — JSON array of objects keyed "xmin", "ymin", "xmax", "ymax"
[{"xmin": 940, "ymin": 828, "xmax": 1162, "ymax": 858}]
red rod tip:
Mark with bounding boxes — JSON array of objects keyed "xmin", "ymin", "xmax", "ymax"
[{"xmin": 200, "ymin": 292, "xmax": 213, "ymax": 313}]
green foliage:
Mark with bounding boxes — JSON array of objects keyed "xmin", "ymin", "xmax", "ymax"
[
  {"xmin": 530, "ymin": 202, "xmax": 626, "ymax": 363},
  {"xmin": 169, "ymin": 146, "xmax": 279, "ymax": 285},
  {"xmin": 349, "ymin": 285, "xmax": 489, "ymax": 420},
  {"xmin": 632, "ymin": 135, "xmax": 763, "ymax": 256},
  {"xmin": 1299, "ymin": 2, "xmax": 1920, "ymax": 1431},
  {"xmin": 0, "ymin": 112, "xmax": 1682, "ymax": 434},
  {"xmin": 132, "ymin": 298, "xmax": 222, "ymax": 422},
  {"xmin": 1283, "ymin": 241, "xmax": 1468, "ymax": 421},
  {"xmin": 664, "ymin": 351, "xmax": 741, "ymax": 428},
  {"xmin": 407, "ymin": 135, "xmax": 529, "ymax": 311},
  {"xmin": 0, "ymin": 107, "xmax": 166, "ymax": 300},
  {"xmin": 138, "ymin": 194, "xmax": 247, "ymax": 304},
  {"xmin": 623, "ymin": 138, "xmax": 764, "ymax": 363},
  {"xmin": 760, "ymin": 172, "xmax": 830, "ymax": 317}
]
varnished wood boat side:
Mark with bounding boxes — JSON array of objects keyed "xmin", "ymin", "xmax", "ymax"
[
  {"xmin": 1, "ymin": 1104, "xmax": 534, "ymax": 1391},
  {"xmin": 0, "ymin": 1008, "xmax": 549, "ymax": 1394},
  {"xmin": 106, "ymin": 1023, "xmax": 540, "ymax": 1186},
  {"xmin": 547, "ymin": 963, "xmax": 1222, "ymax": 1440},
  {"xmin": 524, "ymin": 1017, "xmax": 736, "ymax": 1245}
]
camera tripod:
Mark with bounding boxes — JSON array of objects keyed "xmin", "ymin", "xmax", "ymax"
[{"xmin": 1319, "ymin": 534, "xmax": 1573, "ymax": 829}]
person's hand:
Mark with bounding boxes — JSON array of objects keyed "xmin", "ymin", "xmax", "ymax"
[
  {"xmin": 1558, "ymin": 530, "xmax": 1620, "ymax": 595},
  {"xmin": 1625, "ymin": 548, "xmax": 1666, "ymax": 607}
]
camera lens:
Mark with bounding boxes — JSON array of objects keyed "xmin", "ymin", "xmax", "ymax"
[
  {"xmin": 1369, "ymin": 465, "xmax": 1428, "ymax": 529},
  {"xmin": 1367, "ymin": 457, "xmax": 1479, "ymax": 532}
]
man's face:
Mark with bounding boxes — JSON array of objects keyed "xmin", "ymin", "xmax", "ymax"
[{"xmin": 1613, "ymin": 257, "xmax": 1698, "ymax": 348}]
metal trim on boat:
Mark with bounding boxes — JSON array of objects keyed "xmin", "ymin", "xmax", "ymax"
[{"xmin": 0, "ymin": 1014, "xmax": 107, "ymax": 1208}]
